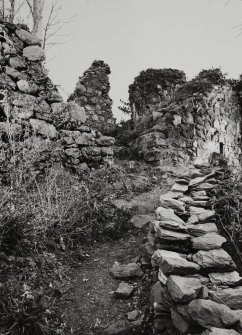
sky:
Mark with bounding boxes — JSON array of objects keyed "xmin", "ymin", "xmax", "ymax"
[{"xmin": 43, "ymin": 0, "xmax": 242, "ymax": 121}]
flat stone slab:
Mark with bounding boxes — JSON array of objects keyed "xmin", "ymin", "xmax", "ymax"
[
  {"xmin": 202, "ymin": 328, "xmax": 241, "ymax": 335},
  {"xmin": 192, "ymin": 190, "xmax": 207, "ymax": 197},
  {"xmin": 190, "ymin": 200, "xmax": 210, "ymax": 208},
  {"xmin": 209, "ymin": 286, "xmax": 242, "ymax": 309},
  {"xmin": 167, "ymin": 275, "xmax": 202, "ymax": 303},
  {"xmin": 153, "ymin": 220, "xmax": 187, "ymax": 232},
  {"xmin": 188, "ymin": 299, "xmax": 241, "ymax": 329},
  {"xmin": 179, "ymin": 196, "xmax": 194, "ymax": 204},
  {"xmin": 192, "ymin": 249, "xmax": 236, "ymax": 271},
  {"xmin": 189, "ymin": 172, "xmax": 215, "ymax": 187},
  {"xmin": 187, "ymin": 222, "xmax": 218, "ymax": 237},
  {"xmin": 156, "ymin": 207, "xmax": 185, "ymax": 224},
  {"xmin": 171, "ymin": 183, "xmax": 189, "ymax": 192},
  {"xmin": 195, "ymin": 183, "xmax": 216, "ymax": 190},
  {"xmin": 191, "ymin": 233, "xmax": 226, "ymax": 250},
  {"xmin": 160, "ymin": 195, "xmax": 185, "ymax": 212},
  {"xmin": 152, "ymin": 250, "xmax": 200, "ymax": 276},
  {"xmin": 114, "ymin": 282, "xmax": 134, "ymax": 298},
  {"xmin": 190, "ymin": 208, "xmax": 215, "ymax": 222},
  {"xmin": 208, "ymin": 271, "xmax": 242, "ymax": 286},
  {"xmin": 163, "ymin": 191, "xmax": 184, "ymax": 199},
  {"xmin": 155, "ymin": 226, "xmax": 191, "ymax": 242},
  {"xmin": 193, "ymin": 195, "xmax": 210, "ymax": 201},
  {"xmin": 110, "ymin": 262, "xmax": 144, "ymax": 278}
]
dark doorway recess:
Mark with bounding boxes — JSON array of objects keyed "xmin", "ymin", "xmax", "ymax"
[{"xmin": 219, "ymin": 142, "xmax": 224, "ymax": 155}]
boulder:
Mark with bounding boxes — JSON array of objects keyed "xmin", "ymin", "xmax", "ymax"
[
  {"xmin": 155, "ymin": 207, "xmax": 185, "ymax": 224},
  {"xmin": 154, "ymin": 224, "xmax": 190, "ymax": 242},
  {"xmin": 171, "ymin": 183, "xmax": 188, "ymax": 192},
  {"xmin": 114, "ymin": 282, "xmax": 134, "ymax": 298},
  {"xmin": 159, "ymin": 195, "xmax": 185, "ymax": 212},
  {"xmin": 188, "ymin": 299, "xmax": 241, "ymax": 328},
  {"xmin": 208, "ymin": 271, "xmax": 242, "ymax": 287},
  {"xmin": 23, "ymin": 45, "xmax": 45, "ymax": 61},
  {"xmin": 193, "ymin": 249, "xmax": 236, "ymax": 271},
  {"xmin": 167, "ymin": 275, "xmax": 202, "ymax": 303},
  {"xmin": 152, "ymin": 249, "xmax": 200, "ymax": 276},
  {"xmin": 30, "ymin": 119, "xmax": 57, "ymax": 139},
  {"xmin": 187, "ymin": 222, "xmax": 218, "ymax": 237},
  {"xmin": 209, "ymin": 286, "xmax": 242, "ymax": 309},
  {"xmin": 153, "ymin": 220, "xmax": 187, "ymax": 232},
  {"xmin": 110, "ymin": 262, "xmax": 144, "ymax": 278},
  {"xmin": 201, "ymin": 328, "xmax": 241, "ymax": 335},
  {"xmin": 16, "ymin": 29, "xmax": 41, "ymax": 46},
  {"xmin": 191, "ymin": 233, "xmax": 226, "ymax": 250},
  {"xmin": 96, "ymin": 135, "xmax": 115, "ymax": 146}
]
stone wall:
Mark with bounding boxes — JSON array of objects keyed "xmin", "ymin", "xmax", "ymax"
[
  {"xmin": 68, "ymin": 60, "xmax": 116, "ymax": 136},
  {"xmin": 0, "ymin": 20, "xmax": 114, "ymax": 172},
  {"xmin": 128, "ymin": 69, "xmax": 242, "ymax": 172},
  {"xmin": 147, "ymin": 166, "xmax": 242, "ymax": 335}
]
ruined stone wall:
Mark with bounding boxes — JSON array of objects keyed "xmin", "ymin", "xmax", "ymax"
[
  {"xmin": 0, "ymin": 21, "xmax": 114, "ymax": 172},
  {"xmin": 68, "ymin": 60, "xmax": 116, "ymax": 136},
  {"xmin": 129, "ymin": 69, "xmax": 242, "ymax": 171},
  {"xmin": 147, "ymin": 167, "xmax": 242, "ymax": 335}
]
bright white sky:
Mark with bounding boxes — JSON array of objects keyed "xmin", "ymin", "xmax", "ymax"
[{"xmin": 44, "ymin": 0, "xmax": 242, "ymax": 120}]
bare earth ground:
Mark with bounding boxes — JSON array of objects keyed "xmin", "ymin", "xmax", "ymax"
[
  {"xmin": 60, "ymin": 184, "xmax": 170, "ymax": 335},
  {"xmin": 61, "ymin": 233, "xmax": 144, "ymax": 335}
]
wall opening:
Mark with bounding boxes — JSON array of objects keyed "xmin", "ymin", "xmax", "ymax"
[{"xmin": 219, "ymin": 142, "xmax": 224, "ymax": 155}]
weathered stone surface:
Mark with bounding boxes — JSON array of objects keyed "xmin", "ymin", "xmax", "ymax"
[
  {"xmin": 160, "ymin": 195, "xmax": 185, "ymax": 212},
  {"xmin": 130, "ymin": 214, "xmax": 153, "ymax": 229},
  {"xmin": 126, "ymin": 310, "xmax": 140, "ymax": 321},
  {"xmin": 167, "ymin": 275, "xmax": 202, "ymax": 303},
  {"xmin": 153, "ymin": 220, "xmax": 187, "ymax": 232},
  {"xmin": 30, "ymin": 119, "xmax": 57, "ymax": 139},
  {"xmin": 191, "ymin": 232, "xmax": 226, "ymax": 250},
  {"xmin": 0, "ymin": 73, "xmax": 16, "ymax": 89},
  {"xmin": 195, "ymin": 182, "xmax": 216, "ymax": 190},
  {"xmin": 114, "ymin": 282, "xmax": 134, "ymax": 298},
  {"xmin": 209, "ymin": 286, "xmax": 242, "ymax": 309},
  {"xmin": 187, "ymin": 215, "xmax": 199, "ymax": 224},
  {"xmin": 171, "ymin": 309, "xmax": 189, "ymax": 334},
  {"xmin": 201, "ymin": 328, "xmax": 241, "ymax": 335},
  {"xmin": 5, "ymin": 66, "xmax": 27, "ymax": 80},
  {"xmin": 163, "ymin": 191, "xmax": 184, "ymax": 199},
  {"xmin": 193, "ymin": 249, "xmax": 236, "ymax": 271},
  {"xmin": 17, "ymin": 79, "xmax": 38, "ymax": 93},
  {"xmin": 16, "ymin": 29, "xmax": 41, "ymax": 46},
  {"xmin": 150, "ymin": 281, "xmax": 163, "ymax": 305},
  {"xmin": 0, "ymin": 122, "xmax": 22, "ymax": 138},
  {"xmin": 158, "ymin": 268, "xmax": 168, "ymax": 285},
  {"xmin": 171, "ymin": 183, "xmax": 188, "ymax": 192},
  {"xmin": 75, "ymin": 132, "xmax": 95, "ymax": 146},
  {"xmin": 152, "ymin": 250, "xmax": 200, "ymax": 275},
  {"xmin": 9, "ymin": 56, "xmax": 27, "ymax": 69},
  {"xmin": 154, "ymin": 224, "xmax": 190, "ymax": 242},
  {"xmin": 156, "ymin": 207, "xmax": 185, "ymax": 224},
  {"xmin": 110, "ymin": 262, "xmax": 144, "ymax": 278},
  {"xmin": 179, "ymin": 196, "xmax": 194, "ymax": 204},
  {"xmin": 190, "ymin": 200, "xmax": 210, "ymax": 208},
  {"xmin": 188, "ymin": 299, "xmax": 241, "ymax": 328},
  {"xmin": 187, "ymin": 222, "xmax": 218, "ymax": 237},
  {"xmin": 52, "ymin": 101, "xmax": 87, "ymax": 125},
  {"xmin": 189, "ymin": 172, "xmax": 215, "ymax": 187},
  {"xmin": 23, "ymin": 46, "xmax": 45, "ymax": 61},
  {"xmin": 65, "ymin": 148, "xmax": 80, "ymax": 158},
  {"xmin": 96, "ymin": 135, "xmax": 115, "ymax": 146},
  {"xmin": 208, "ymin": 271, "xmax": 242, "ymax": 287},
  {"xmin": 198, "ymin": 210, "xmax": 216, "ymax": 222}
]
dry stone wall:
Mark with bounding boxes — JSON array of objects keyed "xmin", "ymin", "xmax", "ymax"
[
  {"xmin": 68, "ymin": 60, "xmax": 116, "ymax": 136},
  {"xmin": 147, "ymin": 166, "xmax": 242, "ymax": 335},
  {"xmin": 0, "ymin": 20, "xmax": 114, "ymax": 172},
  {"xmin": 128, "ymin": 69, "xmax": 242, "ymax": 172}
]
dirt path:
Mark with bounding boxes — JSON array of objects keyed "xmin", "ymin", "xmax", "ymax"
[
  {"xmin": 61, "ymin": 233, "xmax": 145, "ymax": 334},
  {"xmin": 60, "ymin": 182, "xmax": 170, "ymax": 335}
]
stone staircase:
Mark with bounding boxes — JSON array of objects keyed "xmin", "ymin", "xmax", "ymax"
[{"xmin": 149, "ymin": 165, "xmax": 242, "ymax": 335}]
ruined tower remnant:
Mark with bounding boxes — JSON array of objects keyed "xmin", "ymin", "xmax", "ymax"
[
  {"xmin": 68, "ymin": 60, "xmax": 116, "ymax": 136},
  {"xmin": 128, "ymin": 68, "xmax": 242, "ymax": 171}
]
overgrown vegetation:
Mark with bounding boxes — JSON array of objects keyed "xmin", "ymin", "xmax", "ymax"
[{"xmin": 213, "ymin": 172, "xmax": 242, "ymax": 273}]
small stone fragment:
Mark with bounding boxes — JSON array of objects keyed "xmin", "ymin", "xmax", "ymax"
[
  {"xmin": 126, "ymin": 310, "xmax": 140, "ymax": 321},
  {"xmin": 110, "ymin": 262, "xmax": 144, "ymax": 278},
  {"xmin": 114, "ymin": 282, "xmax": 134, "ymax": 298}
]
